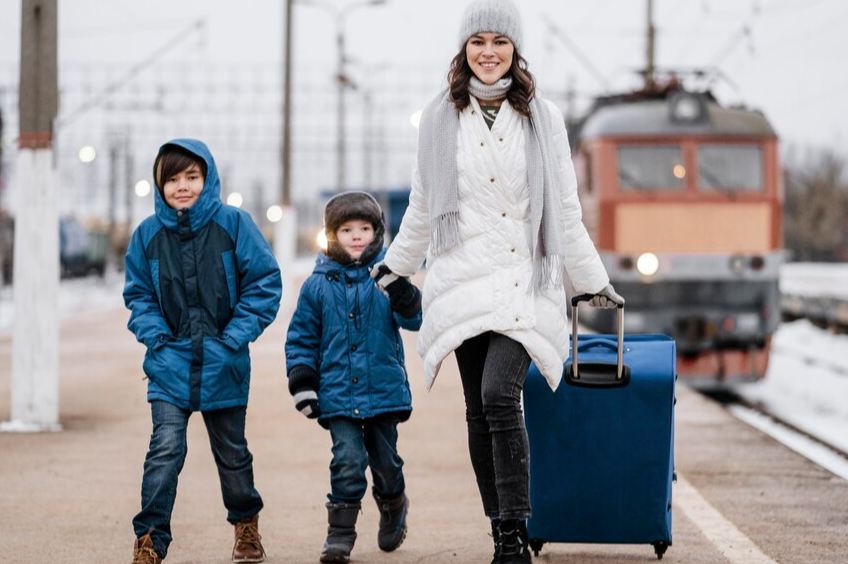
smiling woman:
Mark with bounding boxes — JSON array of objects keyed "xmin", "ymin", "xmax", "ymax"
[{"xmin": 374, "ymin": 1, "xmax": 621, "ymax": 562}]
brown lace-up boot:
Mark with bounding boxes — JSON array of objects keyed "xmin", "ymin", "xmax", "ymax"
[
  {"xmin": 132, "ymin": 532, "xmax": 162, "ymax": 564},
  {"xmin": 232, "ymin": 514, "xmax": 266, "ymax": 563}
]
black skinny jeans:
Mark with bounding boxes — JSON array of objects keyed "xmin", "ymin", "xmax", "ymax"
[{"xmin": 455, "ymin": 331, "xmax": 532, "ymax": 520}]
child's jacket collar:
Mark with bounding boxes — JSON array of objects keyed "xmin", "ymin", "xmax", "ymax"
[
  {"xmin": 313, "ymin": 248, "xmax": 386, "ymax": 282},
  {"xmin": 153, "ymin": 138, "xmax": 223, "ymax": 232}
]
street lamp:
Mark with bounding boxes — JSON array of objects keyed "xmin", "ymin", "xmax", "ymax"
[
  {"xmin": 296, "ymin": 0, "xmax": 388, "ymax": 192},
  {"xmin": 78, "ymin": 145, "xmax": 96, "ymax": 163},
  {"xmin": 134, "ymin": 180, "xmax": 151, "ymax": 197}
]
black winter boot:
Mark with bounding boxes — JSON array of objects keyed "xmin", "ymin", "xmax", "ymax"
[
  {"xmin": 320, "ymin": 502, "xmax": 360, "ymax": 564},
  {"xmin": 373, "ymin": 490, "xmax": 408, "ymax": 552},
  {"xmin": 499, "ymin": 519, "xmax": 531, "ymax": 564},
  {"xmin": 489, "ymin": 519, "xmax": 502, "ymax": 564}
]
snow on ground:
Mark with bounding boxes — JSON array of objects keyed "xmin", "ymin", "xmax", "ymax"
[
  {"xmin": 780, "ymin": 262, "xmax": 848, "ymax": 300},
  {"xmin": 0, "ymin": 270, "xmax": 125, "ymax": 336},
  {"xmin": 732, "ymin": 319, "xmax": 848, "ymax": 454}
]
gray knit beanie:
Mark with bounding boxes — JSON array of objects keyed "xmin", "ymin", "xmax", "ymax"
[{"xmin": 458, "ymin": 0, "xmax": 523, "ymax": 52}]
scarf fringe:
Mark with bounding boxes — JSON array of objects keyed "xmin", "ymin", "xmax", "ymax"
[
  {"xmin": 430, "ymin": 211, "xmax": 460, "ymax": 256},
  {"xmin": 529, "ymin": 253, "xmax": 565, "ymax": 294}
]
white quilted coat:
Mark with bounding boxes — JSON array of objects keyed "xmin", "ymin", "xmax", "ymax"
[{"xmin": 384, "ymin": 96, "xmax": 609, "ymax": 391}]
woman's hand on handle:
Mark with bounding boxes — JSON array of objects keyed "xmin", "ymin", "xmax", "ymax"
[{"xmin": 589, "ymin": 284, "xmax": 625, "ymax": 308}]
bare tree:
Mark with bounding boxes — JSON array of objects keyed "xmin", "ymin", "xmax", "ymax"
[{"xmin": 784, "ymin": 148, "xmax": 848, "ymax": 262}]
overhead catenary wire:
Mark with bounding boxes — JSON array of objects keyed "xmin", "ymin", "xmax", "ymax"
[{"xmin": 58, "ymin": 19, "xmax": 207, "ymax": 130}]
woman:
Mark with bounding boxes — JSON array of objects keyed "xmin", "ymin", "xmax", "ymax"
[{"xmin": 373, "ymin": 1, "xmax": 623, "ymax": 562}]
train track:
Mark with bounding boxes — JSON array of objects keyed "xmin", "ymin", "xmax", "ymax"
[{"xmin": 699, "ymin": 387, "xmax": 848, "ymax": 482}]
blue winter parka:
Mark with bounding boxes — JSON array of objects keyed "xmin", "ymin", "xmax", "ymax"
[
  {"xmin": 124, "ymin": 139, "xmax": 282, "ymax": 411},
  {"xmin": 285, "ymin": 250, "xmax": 420, "ymax": 420}
]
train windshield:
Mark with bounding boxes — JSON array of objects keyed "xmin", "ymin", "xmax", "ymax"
[
  {"xmin": 617, "ymin": 146, "xmax": 685, "ymax": 191},
  {"xmin": 698, "ymin": 145, "xmax": 763, "ymax": 192}
]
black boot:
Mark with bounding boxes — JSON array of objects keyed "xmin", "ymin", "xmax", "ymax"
[
  {"xmin": 320, "ymin": 502, "xmax": 360, "ymax": 564},
  {"xmin": 373, "ymin": 490, "xmax": 408, "ymax": 552},
  {"xmin": 499, "ymin": 519, "xmax": 531, "ymax": 564},
  {"xmin": 490, "ymin": 519, "xmax": 502, "ymax": 564}
]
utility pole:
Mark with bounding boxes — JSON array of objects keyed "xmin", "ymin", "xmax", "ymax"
[
  {"xmin": 276, "ymin": 0, "xmax": 297, "ymax": 316},
  {"xmin": 646, "ymin": 0, "xmax": 656, "ymax": 88},
  {"xmin": 336, "ymin": 22, "xmax": 347, "ymax": 192},
  {"xmin": 2, "ymin": 0, "xmax": 61, "ymax": 433}
]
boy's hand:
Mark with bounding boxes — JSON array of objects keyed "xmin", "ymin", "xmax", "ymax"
[
  {"xmin": 293, "ymin": 387, "xmax": 321, "ymax": 419},
  {"xmin": 371, "ymin": 261, "xmax": 421, "ymax": 317},
  {"xmin": 370, "ymin": 262, "xmax": 399, "ymax": 291},
  {"xmin": 385, "ymin": 277, "xmax": 422, "ymax": 318}
]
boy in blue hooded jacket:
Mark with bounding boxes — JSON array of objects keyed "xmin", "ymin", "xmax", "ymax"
[
  {"xmin": 124, "ymin": 139, "xmax": 281, "ymax": 564},
  {"xmin": 285, "ymin": 192, "xmax": 421, "ymax": 564}
]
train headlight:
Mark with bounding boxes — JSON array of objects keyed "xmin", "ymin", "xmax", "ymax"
[
  {"xmin": 729, "ymin": 255, "xmax": 748, "ymax": 275},
  {"xmin": 316, "ymin": 230, "xmax": 328, "ymax": 250},
  {"xmin": 636, "ymin": 252, "xmax": 659, "ymax": 277}
]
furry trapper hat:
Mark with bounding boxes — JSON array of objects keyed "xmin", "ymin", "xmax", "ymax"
[{"xmin": 323, "ymin": 191, "xmax": 385, "ymax": 265}]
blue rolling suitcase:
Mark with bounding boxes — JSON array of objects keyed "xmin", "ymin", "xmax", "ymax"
[{"xmin": 524, "ymin": 295, "xmax": 676, "ymax": 559}]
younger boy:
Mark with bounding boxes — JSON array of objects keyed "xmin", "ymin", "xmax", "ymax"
[
  {"xmin": 124, "ymin": 139, "xmax": 282, "ymax": 564},
  {"xmin": 285, "ymin": 192, "xmax": 422, "ymax": 563}
]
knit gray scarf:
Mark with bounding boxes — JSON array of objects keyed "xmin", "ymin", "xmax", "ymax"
[{"xmin": 417, "ymin": 76, "xmax": 566, "ymax": 292}]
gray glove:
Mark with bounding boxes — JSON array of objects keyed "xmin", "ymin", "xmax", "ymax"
[{"xmin": 589, "ymin": 284, "xmax": 625, "ymax": 308}]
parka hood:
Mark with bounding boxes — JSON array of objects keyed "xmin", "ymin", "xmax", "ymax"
[{"xmin": 153, "ymin": 138, "xmax": 223, "ymax": 231}]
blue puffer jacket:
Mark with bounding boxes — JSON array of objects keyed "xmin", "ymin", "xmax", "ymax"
[
  {"xmin": 124, "ymin": 139, "xmax": 282, "ymax": 411},
  {"xmin": 285, "ymin": 250, "xmax": 421, "ymax": 420}
]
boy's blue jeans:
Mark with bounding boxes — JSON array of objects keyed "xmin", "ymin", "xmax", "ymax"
[
  {"xmin": 327, "ymin": 415, "xmax": 405, "ymax": 504},
  {"xmin": 133, "ymin": 401, "xmax": 263, "ymax": 558}
]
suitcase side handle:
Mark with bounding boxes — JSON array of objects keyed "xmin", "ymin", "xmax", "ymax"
[{"xmin": 568, "ymin": 294, "xmax": 629, "ymax": 387}]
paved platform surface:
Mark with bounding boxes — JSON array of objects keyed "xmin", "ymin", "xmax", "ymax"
[{"xmin": 1, "ymin": 292, "xmax": 847, "ymax": 563}]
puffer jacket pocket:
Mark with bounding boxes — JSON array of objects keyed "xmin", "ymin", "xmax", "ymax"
[
  {"xmin": 143, "ymin": 337, "xmax": 192, "ymax": 402},
  {"xmin": 202, "ymin": 336, "xmax": 251, "ymax": 405}
]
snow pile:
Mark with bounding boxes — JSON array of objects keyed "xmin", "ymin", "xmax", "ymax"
[{"xmin": 734, "ymin": 319, "xmax": 848, "ymax": 454}]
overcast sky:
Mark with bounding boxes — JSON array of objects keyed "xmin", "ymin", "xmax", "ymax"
[{"xmin": 1, "ymin": 0, "xmax": 847, "ymax": 158}]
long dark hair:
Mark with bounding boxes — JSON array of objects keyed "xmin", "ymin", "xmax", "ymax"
[{"xmin": 448, "ymin": 44, "xmax": 535, "ymax": 117}]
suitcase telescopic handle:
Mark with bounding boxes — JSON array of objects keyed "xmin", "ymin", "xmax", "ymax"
[{"xmin": 570, "ymin": 294, "xmax": 625, "ymax": 382}]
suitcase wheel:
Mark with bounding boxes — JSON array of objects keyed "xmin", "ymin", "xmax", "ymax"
[
  {"xmin": 652, "ymin": 541, "xmax": 670, "ymax": 560},
  {"xmin": 529, "ymin": 538, "xmax": 545, "ymax": 557}
]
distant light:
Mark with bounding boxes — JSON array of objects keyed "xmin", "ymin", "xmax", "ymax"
[
  {"xmin": 267, "ymin": 205, "xmax": 283, "ymax": 223},
  {"xmin": 227, "ymin": 192, "xmax": 243, "ymax": 208},
  {"xmin": 410, "ymin": 110, "xmax": 423, "ymax": 129},
  {"xmin": 316, "ymin": 229, "xmax": 328, "ymax": 250},
  {"xmin": 636, "ymin": 252, "xmax": 659, "ymax": 277},
  {"xmin": 78, "ymin": 146, "xmax": 97, "ymax": 163},
  {"xmin": 134, "ymin": 180, "xmax": 151, "ymax": 197},
  {"xmin": 673, "ymin": 165, "xmax": 686, "ymax": 179}
]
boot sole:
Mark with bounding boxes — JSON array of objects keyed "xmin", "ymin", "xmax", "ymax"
[
  {"xmin": 232, "ymin": 556, "xmax": 265, "ymax": 563},
  {"xmin": 319, "ymin": 554, "xmax": 350, "ymax": 564},
  {"xmin": 378, "ymin": 527, "xmax": 407, "ymax": 552}
]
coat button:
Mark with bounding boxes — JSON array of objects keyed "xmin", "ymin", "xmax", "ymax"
[
  {"xmin": 515, "ymin": 317, "xmax": 519, "ymax": 322},
  {"xmin": 502, "ymin": 213, "xmax": 506, "ymax": 218},
  {"xmin": 480, "ymin": 142, "xmax": 485, "ymax": 147},
  {"xmin": 354, "ymin": 409, "xmax": 360, "ymax": 415},
  {"xmin": 353, "ymin": 377, "xmax": 359, "ymax": 384},
  {"xmin": 490, "ymin": 178, "xmax": 495, "ymax": 183},
  {"xmin": 511, "ymin": 248, "xmax": 515, "ymax": 252},
  {"xmin": 350, "ymin": 345, "xmax": 357, "ymax": 351},
  {"xmin": 472, "ymin": 110, "xmax": 476, "ymax": 115},
  {"xmin": 177, "ymin": 211, "xmax": 183, "ymax": 217},
  {"xmin": 347, "ymin": 283, "xmax": 352, "ymax": 288},
  {"xmin": 515, "ymin": 282, "xmax": 519, "ymax": 287},
  {"xmin": 348, "ymin": 312, "xmax": 354, "ymax": 319},
  {"xmin": 499, "ymin": 137, "xmax": 504, "ymax": 142}
]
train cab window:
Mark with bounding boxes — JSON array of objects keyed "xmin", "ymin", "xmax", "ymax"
[
  {"xmin": 617, "ymin": 146, "xmax": 685, "ymax": 191},
  {"xmin": 697, "ymin": 145, "xmax": 763, "ymax": 192}
]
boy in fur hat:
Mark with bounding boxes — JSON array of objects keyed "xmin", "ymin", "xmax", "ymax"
[{"xmin": 285, "ymin": 192, "xmax": 421, "ymax": 563}]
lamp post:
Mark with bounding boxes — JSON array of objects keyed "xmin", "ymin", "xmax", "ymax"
[{"xmin": 297, "ymin": 0, "xmax": 387, "ymax": 193}]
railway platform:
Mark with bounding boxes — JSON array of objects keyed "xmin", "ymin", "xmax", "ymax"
[{"xmin": 1, "ymin": 296, "xmax": 846, "ymax": 563}]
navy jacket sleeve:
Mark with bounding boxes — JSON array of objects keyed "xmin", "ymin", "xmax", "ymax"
[
  {"xmin": 393, "ymin": 310, "xmax": 422, "ymax": 332},
  {"xmin": 123, "ymin": 228, "xmax": 172, "ymax": 349},
  {"xmin": 285, "ymin": 277, "xmax": 323, "ymax": 377},
  {"xmin": 222, "ymin": 212, "xmax": 282, "ymax": 350}
]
